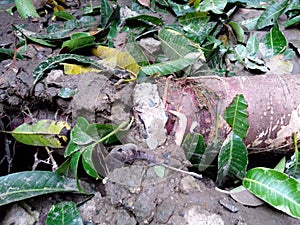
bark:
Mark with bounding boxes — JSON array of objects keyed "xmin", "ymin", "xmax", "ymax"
[{"xmin": 166, "ymin": 75, "xmax": 300, "ymax": 153}]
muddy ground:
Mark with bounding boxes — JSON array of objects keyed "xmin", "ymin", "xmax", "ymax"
[{"xmin": 0, "ymin": 1, "xmax": 299, "ymax": 224}]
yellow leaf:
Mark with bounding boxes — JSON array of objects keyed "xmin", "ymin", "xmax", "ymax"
[
  {"xmin": 92, "ymin": 46, "xmax": 139, "ymax": 79},
  {"xmin": 61, "ymin": 63, "xmax": 102, "ymax": 75}
]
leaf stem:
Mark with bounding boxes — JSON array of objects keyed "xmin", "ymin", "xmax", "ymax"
[{"xmin": 293, "ymin": 133, "xmax": 299, "ymax": 177}]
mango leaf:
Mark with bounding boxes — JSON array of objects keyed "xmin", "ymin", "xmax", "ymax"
[
  {"xmin": 92, "ymin": 45, "xmax": 139, "ymax": 78},
  {"xmin": 10, "ymin": 120, "xmax": 70, "ymax": 148},
  {"xmin": 65, "ymin": 140, "xmax": 81, "ymax": 157},
  {"xmin": 61, "ymin": 63, "xmax": 102, "ymax": 75},
  {"xmin": 179, "ymin": 12, "xmax": 209, "ymax": 26},
  {"xmin": 256, "ymin": 0, "xmax": 289, "ymax": 29},
  {"xmin": 228, "ymin": 21, "xmax": 245, "ymax": 43},
  {"xmin": 58, "ymin": 87, "xmax": 76, "ymax": 98},
  {"xmin": 86, "ymin": 123, "xmax": 120, "ymax": 144},
  {"xmin": 126, "ymin": 33, "xmax": 150, "ymax": 67},
  {"xmin": 153, "ymin": 165, "xmax": 165, "ymax": 178},
  {"xmin": 261, "ymin": 23, "xmax": 287, "ymax": 58},
  {"xmin": 14, "ymin": 16, "xmax": 97, "ymax": 42},
  {"xmin": 70, "ymin": 117, "xmax": 94, "ymax": 146},
  {"xmin": 82, "ymin": 144, "xmax": 101, "ymax": 179},
  {"xmin": 70, "ymin": 151, "xmax": 84, "ymax": 192},
  {"xmin": 32, "ymin": 54, "xmax": 104, "ymax": 87},
  {"xmin": 107, "ymin": 20, "xmax": 118, "ymax": 47},
  {"xmin": 140, "ymin": 57, "xmax": 196, "ymax": 76},
  {"xmin": 53, "ymin": 10, "xmax": 76, "ymax": 20},
  {"xmin": 286, "ymin": 153, "xmax": 300, "ymax": 180},
  {"xmin": 167, "ymin": 0, "xmax": 194, "ymax": 17},
  {"xmin": 158, "ymin": 28, "xmax": 200, "ymax": 60},
  {"xmin": 246, "ymin": 34, "xmax": 259, "ymax": 56},
  {"xmin": 196, "ymin": 0, "xmax": 227, "ymax": 14},
  {"xmin": 244, "ymin": 56, "xmax": 267, "ymax": 72},
  {"xmin": 284, "ymin": 15, "xmax": 300, "ymax": 28},
  {"xmin": 0, "ymin": 48, "xmax": 24, "ymax": 60},
  {"xmin": 100, "ymin": 0, "xmax": 113, "ymax": 27},
  {"xmin": 182, "ymin": 133, "xmax": 206, "ymax": 165},
  {"xmin": 217, "ymin": 132, "xmax": 248, "ymax": 186},
  {"xmin": 243, "ymin": 167, "xmax": 300, "ymax": 219},
  {"xmin": 274, "ymin": 157, "xmax": 286, "ymax": 173},
  {"xmin": 15, "ymin": 0, "xmax": 39, "ymax": 18},
  {"xmin": 61, "ymin": 32, "xmax": 95, "ymax": 52},
  {"xmin": 224, "ymin": 94, "xmax": 249, "ymax": 139},
  {"xmin": 46, "ymin": 201, "xmax": 83, "ymax": 225},
  {"xmin": 12, "ymin": 25, "xmax": 56, "ymax": 47},
  {"xmin": 125, "ymin": 15, "xmax": 163, "ymax": 26},
  {"xmin": 0, "ymin": 171, "xmax": 78, "ymax": 206}
]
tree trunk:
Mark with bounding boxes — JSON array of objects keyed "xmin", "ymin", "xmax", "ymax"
[{"xmin": 166, "ymin": 75, "xmax": 300, "ymax": 153}]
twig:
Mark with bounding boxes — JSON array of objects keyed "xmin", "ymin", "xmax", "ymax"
[
  {"xmin": 0, "ymin": 118, "xmax": 12, "ymax": 173},
  {"xmin": 155, "ymin": 162, "xmax": 202, "ymax": 179}
]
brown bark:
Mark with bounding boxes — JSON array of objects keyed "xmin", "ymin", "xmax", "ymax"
[{"xmin": 166, "ymin": 75, "xmax": 300, "ymax": 153}]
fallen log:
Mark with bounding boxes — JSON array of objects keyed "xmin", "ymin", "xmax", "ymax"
[
  {"xmin": 1, "ymin": 64, "xmax": 299, "ymax": 155},
  {"xmin": 165, "ymin": 74, "xmax": 300, "ymax": 153}
]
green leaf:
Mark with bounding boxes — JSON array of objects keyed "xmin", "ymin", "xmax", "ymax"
[
  {"xmin": 10, "ymin": 120, "xmax": 70, "ymax": 148},
  {"xmin": 246, "ymin": 34, "xmax": 259, "ymax": 56},
  {"xmin": 12, "ymin": 25, "xmax": 56, "ymax": 47},
  {"xmin": 46, "ymin": 201, "xmax": 83, "ymax": 225},
  {"xmin": 182, "ymin": 133, "xmax": 206, "ymax": 165},
  {"xmin": 179, "ymin": 12, "xmax": 209, "ymax": 26},
  {"xmin": 61, "ymin": 35, "xmax": 95, "ymax": 52},
  {"xmin": 125, "ymin": 15, "xmax": 163, "ymax": 26},
  {"xmin": 70, "ymin": 151, "xmax": 84, "ymax": 192},
  {"xmin": 158, "ymin": 28, "xmax": 199, "ymax": 60},
  {"xmin": 86, "ymin": 123, "xmax": 120, "ymax": 144},
  {"xmin": 0, "ymin": 171, "xmax": 78, "ymax": 206},
  {"xmin": 53, "ymin": 10, "xmax": 76, "ymax": 20},
  {"xmin": 286, "ymin": 153, "xmax": 300, "ymax": 180},
  {"xmin": 100, "ymin": 0, "xmax": 113, "ymax": 27},
  {"xmin": 274, "ymin": 157, "xmax": 286, "ymax": 172},
  {"xmin": 196, "ymin": 0, "xmax": 227, "ymax": 14},
  {"xmin": 243, "ymin": 167, "xmax": 300, "ymax": 219},
  {"xmin": 71, "ymin": 117, "xmax": 94, "ymax": 145},
  {"xmin": 65, "ymin": 140, "xmax": 81, "ymax": 157},
  {"xmin": 228, "ymin": 21, "xmax": 245, "ymax": 43},
  {"xmin": 32, "ymin": 54, "xmax": 103, "ymax": 87},
  {"xmin": 153, "ymin": 165, "xmax": 165, "ymax": 178},
  {"xmin": 58, "ymin": 87, "xmax": 76, "ymax": 98},
  {"xmin": 126, "ymin": 33, "xmax": 150, "ymax": 67},
  {"xmin": 107, "ymin": 20, "xmax": 118, "ymax": 47},
  {"xmin": 15, "ymin": 0, "xmax": 40, "ymax": 18},
  {"xmin": 217, "ymin": 132, "xmax": 248, "ymax": 186},
  {"xmin": 261, "ymin": 23, "xmax": 287, "ymax": 58},
  {"xmin": 140, "ymin": 57, "xmax": 196, "ymax": 76},
  {"xmin": 224, "ymin": 94, "xmax": 249, "ymax": 139},
  {"xmin": 0, "ymin": 48, "xmax": 24, "ymax": 60},
  {"xmin": 256, "ymin": 0, "xmax": 289, "ymax": 29},
  {"xmin": 82, "ymin": 144, "xmax": 101, "ymax": 179},
  {"xmin": 284, "ymin": 15, "xmax": 300, "ymax": 28}
]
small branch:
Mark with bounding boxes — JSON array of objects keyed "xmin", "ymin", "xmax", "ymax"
[{"xmin": 156, "ymin": 163, "xmax": 202, "ymax": 179}]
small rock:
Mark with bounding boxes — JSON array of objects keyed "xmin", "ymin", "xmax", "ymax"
[
  {"xmin": 133, "ymin": 83, "xmax": 168, "ymax": 149},
  {"xmin": 184, "ymin": 206, "xmax": 224, "ymax": 225},
  {"xmin": 2, "ymin": 203, "xmax": 39, "ymax": 225},
  {"xmin": 180, "ymin": 175, "xmax": 202, "ymax": 194},
  {"xmin": 156, "ymin": 199, "xmax": 175, "ymax": 223},
  {"xmin": 139, "ymin": 38, "xmax": 161, "ymax": 55}
]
